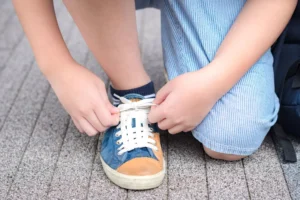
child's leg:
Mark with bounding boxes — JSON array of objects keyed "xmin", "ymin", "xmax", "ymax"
[
  {"xmin": 63, "ymin": 0, "xmax": 149, "ymax": 90},
  {"xmin": 63, "ymin": 1, "xmax": 166, "ymax": 190},
  {"xmin": 160, "ymin": 0, "xmax": 279, "ymax": 160}
]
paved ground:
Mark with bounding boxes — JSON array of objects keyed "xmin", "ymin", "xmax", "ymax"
[{"xmin": 0, "ymin": 1, "xmax": 299, "ymax": 199}]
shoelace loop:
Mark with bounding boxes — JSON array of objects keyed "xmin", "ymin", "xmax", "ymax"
[{"xmin": 113, "ymin": 94, "xmax": 158, "ymax": 155}]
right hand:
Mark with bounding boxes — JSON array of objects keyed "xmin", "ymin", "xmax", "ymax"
[{"xmin": 48, "ymin": 62, "xmax": 119, "ymax": 136}]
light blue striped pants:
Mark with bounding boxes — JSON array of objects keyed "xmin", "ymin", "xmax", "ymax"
[{"xmin": 136, "ymin": 0, "xmax": 280, "ymax": 155}]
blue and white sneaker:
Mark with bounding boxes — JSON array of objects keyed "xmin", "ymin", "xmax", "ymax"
[{"xmin": 100, "ymin": 94, "xmax": 165, "ymax": 190}]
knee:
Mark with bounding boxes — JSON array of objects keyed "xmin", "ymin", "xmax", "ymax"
[{"xmin": 203, "ymin": 146, "xmax": 247, "ymax": 161}]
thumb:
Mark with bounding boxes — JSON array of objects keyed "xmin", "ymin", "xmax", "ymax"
[
  {"xmin": 107, "ymin": 102, "xmax": 119, "ymax": 114},
  {"xmin": 102, "ymin": 93, "xmax": 119, "ymax": 114},
  {"xmin": 104, "ymin": 99, "xmax": 120, "ymax": 125},
  {"xmin": 105, "ymin": 102, "xmax": 120, "ymax": 125},
  {"xmin": 111, "ymin": 112, "xmax": 120, "ymax": 125},
  {"xmin": 153, "ymin": 84, "xmax": 171, "ymax": 105}
]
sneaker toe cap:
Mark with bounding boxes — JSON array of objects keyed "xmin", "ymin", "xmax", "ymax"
[{"xmin": 117, "ymin": 157, "xmax": 163, "ymax": 176}]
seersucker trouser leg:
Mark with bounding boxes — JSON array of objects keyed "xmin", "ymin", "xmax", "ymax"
[{"xmin": 136, "ymin": 0, "xmax": 280, "ymax": 155}]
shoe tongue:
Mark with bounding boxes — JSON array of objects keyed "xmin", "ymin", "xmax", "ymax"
[{"xmin": 123, "ymin": 93, "xmax": 144, "ymax": 102}]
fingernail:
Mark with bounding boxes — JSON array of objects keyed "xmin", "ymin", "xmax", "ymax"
[
  {"xmin": 113, "ymin": 107, "xmax": 119, "ymax": 113},
  {"xmin": 115, "ymin": 117, "xmax": 120, "ymax": 124}
]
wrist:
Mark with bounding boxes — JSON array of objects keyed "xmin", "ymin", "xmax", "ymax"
[
  {"xmin": 196, "ymin": 60, "xmax": 239, "ymax": 98},
  {"xmin": 38, "ymin": 55, "xmax": 76, "ymax": 80}
]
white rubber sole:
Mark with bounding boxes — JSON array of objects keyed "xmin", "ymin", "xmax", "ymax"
[{"xmin": 100, "ymin": 156, "xmax": 166, "ymax": 190}]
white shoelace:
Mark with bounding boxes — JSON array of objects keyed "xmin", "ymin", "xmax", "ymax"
[{"xmin": 114, "ymin": 94, "xmax": 158, "ymax": 155}]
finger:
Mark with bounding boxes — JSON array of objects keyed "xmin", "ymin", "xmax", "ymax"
[
  {"xmin": 72, "ymin": 117, "xmax": 84, "ymax": 133},
  {"xmin": 153, "ymin": 84, "xmax": 171, "ymax": 105},
  {"xmin": 99, "ymin": 90, "xmax": 120, "ymax": 114},
  {"xmin": 148, "ymin": 104, "xmax": 167, "ymax": 124},
  {"xmin": 157, "ymin": 119, "xmax": 173, "ymax": 130},
  {"xmin": 102, "ymin": 95, "xmax": 120, "ymax": 124},
  {"xmin": 168, "ymin": 125, "xmax": 185, "ymax": 134},
  {"xmin": 95, "ymin": 104, "xmax": 119, "ymax": 127},
  {"xmin": 86, "ymin": 111, "xmax": 107, "ymax": 132},
  {"xmin": 107, "ymin": 102, "xmax": 120, "ymax": 114},
  {"xmin": 79, "ymin": 118, "xmax": 98, "ymax": 136}
]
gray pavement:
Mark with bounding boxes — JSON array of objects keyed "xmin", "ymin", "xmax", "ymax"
[{"xmin": 0, "ymin": 1, "xmax": 299, "ymax": 199}]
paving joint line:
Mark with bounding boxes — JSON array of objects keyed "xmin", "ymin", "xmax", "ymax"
[
  {"xmin": 203, "ymin": 151, "xmax": 210, "ymax": 200},
  {"xmin": 242, "ymin": 159, "xmax": 252, "ymax": 200},
  {"xmin": 0, "ymin": 11, "xmax": 16, "ymax": 35},
  {"xmin": 0, "ymin": 34, "xmax": 25, "ymax": 73},
  {"xmin": 0, "ymin": 0, "xmax": 71, "ymax": 132},
  {"xmin": 4, "ymin": 6, "xmax": 75, "ymax": 197},
  {"xmin": 80, "ymin": 50, "xmax": 101, "ymax": 200},
  {"xmin": 271, "ymin": 135, "xmax": 294, "ymax": 200},
  {"xmin": 45, "ymin": 117, "xmax": 71, "ymax": 197},
  {"xmin": 0, "ymin": 0, "xmax": 66, "ymax": 73},
  {"xmin": 5, "ymin": 84, "xmax": 51, "ymax": 198},
  {"xmin": 84, "ymin": 135, "xmax": 100, "ymax": 200},
  {"xmin": 0, "ymin": 58, "xmax": 35, "ymax": 133}
]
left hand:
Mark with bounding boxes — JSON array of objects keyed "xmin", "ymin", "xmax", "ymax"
[{"xmin": 148, "ymin": 67, "xmax": 222, "ymax": 134}]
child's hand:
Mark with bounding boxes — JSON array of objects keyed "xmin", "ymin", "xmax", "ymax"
[
  {"xmin": 48, "ymin": 63, "xmax": 119, "ymax": 136},
  {"xmin": 148, "ymin": 68, "xmax": 222, "ymax": 134}
]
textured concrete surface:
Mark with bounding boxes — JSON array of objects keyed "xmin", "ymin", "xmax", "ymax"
[
  {"xmin": 0, "ymin": 1, "xmax": 16, "ymax": 33},
  {"xmin": 205, "ymin": 156, "xmax": 249, "ymax": 200},
  {"xmin": 274, "ymin": 135, "xmax": 300, "ymax": 200},
  {"xmin": 0, "ymin": 1, "xmax": 299, "ymax": 199},
  {"xmin": 168, "ymin": 133, "xmax": 208, "ymax": 200},
  {"xmin": 244, "ymin": 136, "xmax": 291, "ymax": 200},
  {"xmin": 0, "ymin": 0, "xmax": 19, "ymax": 68}
]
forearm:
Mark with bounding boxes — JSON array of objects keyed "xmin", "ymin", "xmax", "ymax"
[
  {"xmin": 204, "ymin": 0, "xmax": 297, "ymax": 97},
  {"xmin": 12, "ymin": 0, "xmax": 74, "ymax": 77}
]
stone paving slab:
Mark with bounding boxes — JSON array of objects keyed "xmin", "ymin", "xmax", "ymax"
[
  {"xmin": 168, "ymin": 133, "xmax": 208, "ymax": 200},
  {"xmin": 0, "ymin": 15, "xmax": 23, "ymax": 50},
  {"xmin": 0, "ymin": 49, "xmax": 11, "ymax": 71},
  {"xmin": 0, "ymin": 0, "xmax": 16, "ymax": 34},
  {"xmin": 6, "ymin": 90, "xmax": 69, "ymax": 200},
  {"xmin": 244, "ymin": 136, "xmax": 291, "ymax": 200},
  {"xmin": 274, "ymin": 135, "xmax": 300, "ymax": 200},
  {"xmin": 47, "ymin": 121, "xmax": 97, "ymax": 200},
  {"xmin": 0, "ymin": 13, "xmax": 24, "ymax": 70},
  {"xmin": 3, "ymin": 8, "xmax": 74, "ymax": 198},
  {"xmin": 0, "ymin": 37, "xmax": 34, "ymax": 129},
  {"xmin": 0, "ymin": 62, "xmax": 49, "ymax": 199},
  {"xmin": 0, "ymin": 0, "xmax": 72, "ymax": 130},
  {"xmin": 205, "ymin": 156, "xmax": 249, "ymax": 200},
  {"xmin": 0, "ymin": 1, "xmax": 299, "ymax": 200},
  {"xmin": 0, "ymin": 0, "xmax": 17, "ymax": 67},
  {"xmin": 0, "ymin": 2, "xmax": 74, "ymax": 199}
]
